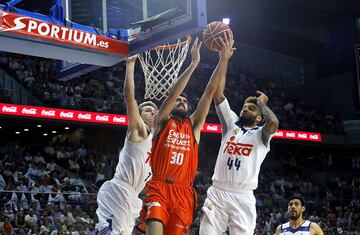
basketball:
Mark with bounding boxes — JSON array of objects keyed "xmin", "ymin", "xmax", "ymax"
[{"xmin": 203, "ymin": 21, "xmax": 232, "ymax": 52}]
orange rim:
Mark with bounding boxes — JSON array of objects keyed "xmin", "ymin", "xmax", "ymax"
[{"xmin": 152, "ymin": 35, "xmax": 192, "ymax": 51}]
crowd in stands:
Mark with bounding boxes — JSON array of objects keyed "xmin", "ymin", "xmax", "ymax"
[
  {"xmin": 0, "ymin": 84, "xmax": 12, "ymax": 103},
  {"xmin": 0, "ymin": 138, "xmax": 359, "ymax": 234},
  {"xmin": 0, "ymin": 51, "xmax": 344, "ymax": 134},
  {"xmin": 0, "ymin": 141, "xmax": 101, "ymax": 234}
]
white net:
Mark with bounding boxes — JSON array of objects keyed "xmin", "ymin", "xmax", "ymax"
[{"xmin": 138, "ymin": 36, "xmax": 191, "ymax": 101}]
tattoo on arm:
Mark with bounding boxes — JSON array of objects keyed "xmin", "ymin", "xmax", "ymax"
[
  {"xmin": 257, "ymin": 102, "xmax": 279, "ymax": 145},
  {"xmin": 213, "ymin": 95, "xmax": 226, "ymax": 105}
]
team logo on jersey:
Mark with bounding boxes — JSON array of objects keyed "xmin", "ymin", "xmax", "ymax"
[
  {"xmin": 164, "ymin": 129, "xmax": 191, "ymax": 150},
  {"xmin": 223, "ymin": 136, "xmax": 253, "ymax": 157},
  {"xmin": 233, "ymin": 128, "xmax": 240, "ymax": 135},
  {"xmin": 171, "ymin": 122, "xmax": 177, "ymax": 128}
]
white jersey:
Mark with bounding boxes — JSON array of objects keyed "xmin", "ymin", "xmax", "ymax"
[
  {"xmin": 113, "ymin": 131, "xmax": 152, "ymax": 195},
  {"xmin": 280, "ymin": 220, "xmax": 312, "ymax": 234},
  {"xmin": 212, "ymin": 98, "xmax": 273, "ymax": 191}
]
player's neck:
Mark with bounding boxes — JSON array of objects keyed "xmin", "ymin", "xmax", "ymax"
[
  {"xmin": 242, "ymin": 124, "xmax": 256, "ymax": 129},
  {"xmin": 170, "ymin": 114, "xmax": 187, "ymax": 122},
  {"xmin": 289, "ymin": 217, "xmax": 304, "ymax": 228}
]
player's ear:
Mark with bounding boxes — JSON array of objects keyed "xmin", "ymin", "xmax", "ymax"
[
  {"xmin": 255, "ymin": 115, "xmax": 262, "ymax": 124},
  {"xmin": 301, "ymin": 206, "xmax": 305, "ymax": 213}
]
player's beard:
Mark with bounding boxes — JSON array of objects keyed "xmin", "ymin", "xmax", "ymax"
[
  {"xmin": 290, "ymin": 211, "xmax": 301, "ymax": 221},
  {"xmin": 239, "ymin": 114, "xmax": 256, "ymax": 127},
  {"xmin": 171, "ymin": 108, "xmax": 188, "ymax": 120}
]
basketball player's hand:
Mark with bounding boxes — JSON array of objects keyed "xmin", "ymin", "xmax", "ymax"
[
  {"xmin": 126, "ymin": 55, "xmax": 138, "ymax": 64},
  {"xmin": 190, "ymin": 37, "xmax": 202, "ymax": 65},
  {"xmin": 219, "ymin": 31, "xmax": 236, "ymax": 61},
  {"xmin": 256, "ymin": 90, "xmax": 269, "ymax": 105}
]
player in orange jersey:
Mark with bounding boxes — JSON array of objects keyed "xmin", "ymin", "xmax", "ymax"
[{"xmin": 137, "ymin": 34, "xmax": 235, "ymax": 235}]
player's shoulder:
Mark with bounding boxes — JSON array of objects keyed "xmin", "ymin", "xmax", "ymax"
[
  {"xmin": 275, "ymin": 223, "xmax": 283, "ymax": 235},
  {"xmin": 310, "ymin": 222, "xmax": 324, "ymax": 234}
]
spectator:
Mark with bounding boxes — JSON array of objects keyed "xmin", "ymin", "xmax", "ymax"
[{"xmin": 25, "ymin": 209, "xmax": 38, "ymax": 228}]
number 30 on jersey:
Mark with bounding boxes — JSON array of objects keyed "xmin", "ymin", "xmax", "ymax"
[{"xmin": 170, "ymin": 152, "xmax": 184, "ymax": 165}]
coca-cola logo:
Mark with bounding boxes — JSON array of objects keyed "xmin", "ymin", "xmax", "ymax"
[
  {"xmin": 286, "ymin": 132, "xmax": 296, "ymax": 138},
  {"xmin": 274, "ymin": 131, "xmax": 284, "ymax": 137},
  {"xmin": 21, "ymin": 108, "xmax": 37, "ymax": 115},
  {"xmin": 78, "ymin": 113, "xmax": 92, "ymax": 120},
  {"xmin": 309, "ymin": 134, "xmax": 319, "ymax": 140},
  {"xmin": 206, "ymin": 125, "xmax": 218, "ymax": 131},
  {"xmin": 41, "ymin": 110, "xmax": 56, "ymax": 116},
  {"xmin": 113, "ymin": 116, "xmax": 126, "ymax": 123},
  {"xmin": 95, "ymin": 115, "xmax": 109, "ymax": 122},
  {"xmin": 60, "ymin": 111, "xmax": 74, "ymax": 118},
  {"xmin": 298, "ymin": 133, "xmax": 308, "ymax": 139},
  {"xmin": 2, "ymin": 106, "xmax": 17, "ymax": 113}
]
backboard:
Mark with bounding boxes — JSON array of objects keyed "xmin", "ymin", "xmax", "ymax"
[
  {"xmin": 58, "ymin": 0, "xmax": 207, "ymax": 80},
  {"xmin": 0, "ymin": 0, "xmax": 206, "ymax": 80}
]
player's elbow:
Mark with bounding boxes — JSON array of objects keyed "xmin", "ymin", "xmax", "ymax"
[
  {"xmin": 205, "ymin": 83, "xmax": 217, "ymax": 97},
  {"xmin": 123, "ymin": 90, "xmax": 135, "ymax": 103}
]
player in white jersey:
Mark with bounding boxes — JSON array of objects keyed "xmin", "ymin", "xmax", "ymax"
[
  {"xmin": 199, "ymin": 44, "xmax": 279, "ymax": 234},
  {"xmin": 96, "ymin": 56, "xmax": 158, "ymax": 235},
  {"xmin": 276, "ymin": 195, "xmax": 324, "ymax": 235}
]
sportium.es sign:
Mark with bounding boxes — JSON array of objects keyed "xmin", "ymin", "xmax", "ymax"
[{"xmin": 0, "ymin": 10, "xmax": 128, "ymax": 56}]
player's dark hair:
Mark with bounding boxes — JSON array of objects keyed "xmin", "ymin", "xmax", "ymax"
[
  {"xmin": 179, "ymin": 92, "xmax": 188, "ymax": 100},
  {"xmin": 289, "ymin": 194, "xmax": 306, "ymax": 207}
]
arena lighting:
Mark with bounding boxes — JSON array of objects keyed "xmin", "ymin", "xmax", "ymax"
[
  {"xmin": 0, "ymin": 103, "xmax": 322, "ymax": 142},
  {"xmin": 222, "ymin": 18, "xmax": 230, "ymax": 25},
  {"xmin": 37, "ymin": 124, "xmax": 42, "ymax": 128},
  {"xmin": 43, "ymin": 133, "xmax": 48, "ymax": 136},
  {"xmin": 15, "ymin": 131, "xmax": 20, "ymax": 134},
  {"xmin": 24, "ymin": 128, "xmax": 29, "ymax": 132},
  {"xmin": 52, "ymin": 130, "xmax": 57, "ymax": 134}
]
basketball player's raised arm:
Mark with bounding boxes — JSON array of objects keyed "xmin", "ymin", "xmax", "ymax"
[
  {"xmin": 311, "ymin": 222, "xmax": 324, "ymax": 235},
  {"xmin": 256, "ymin": 91, "xmax": 279, "ymax": 146},
  {"xmin": 210, "ymin": 32, "xmax": 238, "ymax": 135},
  {"xmin": 190, "ymin": 32, "xmax": 235, "ymax": 142},
  {"xmin": 213, "ymin": 32, "xmax": 233, "ymax": 106},
  {"xmin": 154, "ymin": 38, "xmax": 202, "ymax": 130},
  {"xmin": 124, "ymin": 55, "xmax": 147, "ymax": 142}
]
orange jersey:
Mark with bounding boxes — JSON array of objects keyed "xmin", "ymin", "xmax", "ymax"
[{"xmin": 150, "ymin": 118, "xmax": 198, "ymax": 184}]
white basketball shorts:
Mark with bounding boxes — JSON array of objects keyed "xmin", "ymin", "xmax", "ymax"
[{"xmin": 201, "ymin": 186, "xmax": 256, "ymax": 235}]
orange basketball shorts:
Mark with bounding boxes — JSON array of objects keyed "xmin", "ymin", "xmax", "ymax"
[{"xmin": 139, "ymin": 179, "xmax": 197, "ymax": 235}]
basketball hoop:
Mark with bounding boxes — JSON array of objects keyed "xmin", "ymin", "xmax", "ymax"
[{"xmin": 138, "ymin": 35, "xmax": 191, "ymax": 101}]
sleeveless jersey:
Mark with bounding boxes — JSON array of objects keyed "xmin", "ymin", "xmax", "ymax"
[
  {"xmin": 150, "ymin": 118, "xmax": 198, "ymax": 184},
  {"xmin": 280, "ymin": 220, "xmax": 312, "ymax": 234},
  {"xmin": 113, "ymin": 131, "xmax": 152, "ymax": 195},
  {"xmin": 212, "ymin": 98, "xmax": 273, "ymax": 191}
]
